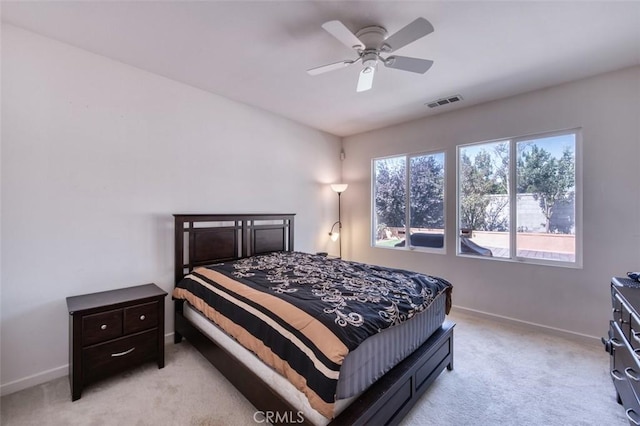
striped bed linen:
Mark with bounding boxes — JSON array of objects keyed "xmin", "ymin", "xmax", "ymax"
[{"xmin": 172, "ymin": 251, "xmax": 452, "ymax": 419}]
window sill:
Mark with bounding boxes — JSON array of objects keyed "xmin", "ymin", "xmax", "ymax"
[
  {"xmin": 456, "ymin": 252, "xmax": 582, "ymax": 269},
  {"xmin": 373, "ymin": 245, "xmax": 446, "ymax": 255}
]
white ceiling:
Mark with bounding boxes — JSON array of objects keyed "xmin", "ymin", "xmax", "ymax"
[{"xmin": 2, "ymin": 1, "xmax": 640, "ymax": 137}]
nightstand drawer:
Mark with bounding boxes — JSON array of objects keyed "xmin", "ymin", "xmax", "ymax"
[
  {"xmin": 124, "ymin": 302, "xmax": 158, "ymax": 334},
  {"xmin": 82, "ymin": 309, "xmax": 123, "ymax": 345},
  {"xmin": 83, "ymin": 329, "xmax": 157, "ymax": 383}
]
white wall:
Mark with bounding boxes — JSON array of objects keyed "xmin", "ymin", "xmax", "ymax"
[
  {"xmin": 342, "ymin": 66, "xmax": 640, "ymax": 339},
  {"xmin": 0, "ymin": 25, "xmax": 342, "ymax": 394}
]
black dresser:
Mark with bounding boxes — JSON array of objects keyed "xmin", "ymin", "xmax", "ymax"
[{"xmin": 604, "ymin": 277, "xmax": 640, "ymax": 424}]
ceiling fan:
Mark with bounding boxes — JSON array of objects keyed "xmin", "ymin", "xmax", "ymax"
[{"xmin": 307, "ymin": 17, "xmax": 435, "ymax": 92}]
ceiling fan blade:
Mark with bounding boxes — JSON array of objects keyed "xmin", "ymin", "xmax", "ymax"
[
  {"xmin": 383, "ymin": 17, "xmax": 434, "ymax": 53},
  {"xmin": 356, "ymin": 66, "xmax": 375, "ymax": 92},
  {"xmin": 384, "ymin": 56, "xmax": 434, "ymax": 74},
  {"xmin": 322, "ymin": 20, "xmax": 365, "ymax": 50},
  {"xmin": 307, "ymin": 60, "xmax": 355, "ymax": 76}
]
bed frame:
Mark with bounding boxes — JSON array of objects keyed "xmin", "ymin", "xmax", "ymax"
[{"xmin": 173, "ymin": 213, "xmax": 454, "ymax": 426}]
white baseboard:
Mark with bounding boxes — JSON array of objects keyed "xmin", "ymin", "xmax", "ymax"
[
  {"xmin": 0, "ymin": 365, "xmax": 68, "ymax": 397},
  {"xmin": 451, "ymin": 304, "xmax": 601, "ymax": 346},
  {"xmin": 1, "ymin": 332, "xmax": 177, "ymax": 397}
]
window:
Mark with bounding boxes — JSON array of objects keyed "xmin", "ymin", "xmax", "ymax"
[
  {"xmin": 373, "ymin": 152, "xmax": 445, "ymax": 251},
  {"xmin": 457, "ymin": 129, "xmax": 580, "ymax": 266}
]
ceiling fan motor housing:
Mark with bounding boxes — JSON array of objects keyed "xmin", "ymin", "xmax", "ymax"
[
  {"xmin": 356, "ymin": 26, "xmax": 388, "ymax": 70},
  {"xmin": 355, "ymin": 25, "xmax": 388, "ymax": 51}
]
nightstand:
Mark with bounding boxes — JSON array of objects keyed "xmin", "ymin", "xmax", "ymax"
[{"xmin": 66, "ymin": 283, "xmax": 167, "ymax": 401}]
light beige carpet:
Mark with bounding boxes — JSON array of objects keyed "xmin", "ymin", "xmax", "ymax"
[{"xmin": 0, "ymin": 310, "xmax": 627, "ymax": 425}]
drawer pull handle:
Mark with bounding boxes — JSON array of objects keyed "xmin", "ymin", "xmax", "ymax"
[
  {"xmin": 611, "ymin": 369, "xmax": 625, "ymax": 381},
  {"xmin": 610, "ymin": 338, "xmax": 624, "ymax": 348},
  {"xmin": 111, "ymin": 347, "xmax": 135, "ymax": 357},
  {"xmin": 100, "ymin": 324, "xmax": 107, "ymax": 330},
  {"xmin": 140, "ymin": 315, "xmax": 146, "ymax": 321},
  {"xmin": 615, "ymin": 294, "xmax": 628, "ymax": 323},
  {"xmin": 625, "ymin": 367, "xmax": 640, "ymax": 382},
  {"xmin": 627, "ymin": 409, "xmax": 640, "ymax": 426},
  {"xmin": 633, "ymin": 330, "xmax": 640, "ymax": 345}
]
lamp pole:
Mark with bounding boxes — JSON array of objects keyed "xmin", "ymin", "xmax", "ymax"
[
  {"xmin": 337, "ymin": 191, "xmax": 342, "ymax": 259},
  {"xmin": 330, "ymin": 183, "xmax": 348, "ymax": 259}
]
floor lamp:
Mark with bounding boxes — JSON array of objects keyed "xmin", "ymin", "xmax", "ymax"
[{"xmin": 328, "ymin": 183, "xmax": 348, "ymax": 258}]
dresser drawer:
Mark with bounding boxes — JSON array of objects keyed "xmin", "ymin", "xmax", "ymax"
[
  {"xmin": 82, "ymin": 309, "xmax": 123, "ymax": 346},
  {"xmin": 613, "ymin": 289, "xmax": 624, "ymax": 324},
  {"xmin": 83, "ymin": 328, "xmax": 158, "ymax": 383},
  {"xmin": 629, "ymin": 310, "xmax": 640, "ymax": 352},
  {"xmin": 613, "ymin": 291, "xmax": 632, "ymax": 338},
  {"xmin": 124, "ymin": 302, "xmax": 158, "ymax": 334}
]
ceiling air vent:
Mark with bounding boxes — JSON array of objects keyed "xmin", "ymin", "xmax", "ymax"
[{"xmin": 426, "ymin": 94, "xmax": 463, "ymax": 109}]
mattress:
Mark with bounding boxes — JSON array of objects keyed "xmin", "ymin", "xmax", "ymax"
[
  {"xmin": 182, "ymin": 290, "xmax": 446, "ymax": 424},
  {"xmin": 337, "ymin": 290, "xmax": 446, "ymax": 398}
]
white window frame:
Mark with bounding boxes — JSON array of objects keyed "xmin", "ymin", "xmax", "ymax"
[
  {"xmin": 371, "ymin": 150, "xmax": 447, "ymax": 254},
  {"xmin": 456, "ymin": 128, "xmax": 582, "ymax": 268}
]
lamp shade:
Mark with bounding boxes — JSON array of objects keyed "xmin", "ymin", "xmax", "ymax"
[
  {"xmin": 330, "ymin": 183, "xmax": 348, "ymax": 193},
  {"xmin": 330, "ymin": 232, "xmax": 340, "ymax": 242}
]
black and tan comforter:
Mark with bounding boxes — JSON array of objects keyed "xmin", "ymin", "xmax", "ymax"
[{"xmin": 172, "ymin": 251, "xmax": 452, "ymax": 418}]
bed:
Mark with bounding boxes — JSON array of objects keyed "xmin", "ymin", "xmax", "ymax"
[{"xmin": 172, "ymin": 213, "xmax": 454, "ymax": 425}]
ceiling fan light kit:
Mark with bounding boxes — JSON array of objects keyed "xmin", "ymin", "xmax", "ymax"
[{"xmin": 308, "ymin": 17, "xmax": 434, "ymax": 92}]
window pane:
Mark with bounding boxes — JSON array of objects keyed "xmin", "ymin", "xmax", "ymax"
[
  {"xmin": 458, "ymin": 141, "xmax": 510, "ymax": 258},
  {"xmin": 409, "ymin": 153, "xmax": 445, "ymax": 249},
  {"xmin": 373, "ymin": 156, "xmax": 406, "ymax": 247},
  {"xmin": 516, "ymin": 134, "xmax": 576, "ymax": 262}
]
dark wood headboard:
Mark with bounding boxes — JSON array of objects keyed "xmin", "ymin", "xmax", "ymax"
[{"xmin": 173, "ymin": 214, "xmax": 295, "ymax": 284}]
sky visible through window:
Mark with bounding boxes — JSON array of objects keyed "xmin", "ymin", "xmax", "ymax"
[{"xmin": 461, "ymin": 134, "xmax": 575, "ymax": 162}]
